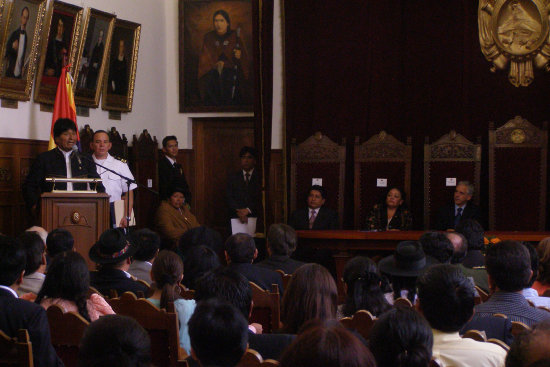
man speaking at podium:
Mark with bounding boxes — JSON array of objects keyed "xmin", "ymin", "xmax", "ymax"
[{"xmin": 22, "ymin": 118, "xmax": 105, "ymax": 218}]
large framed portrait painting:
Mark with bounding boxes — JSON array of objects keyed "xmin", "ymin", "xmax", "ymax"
[{"xmin": 179, "ymin": 0, "xmax": 254, "ymax": 112}]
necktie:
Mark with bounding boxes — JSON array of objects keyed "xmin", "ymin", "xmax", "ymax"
[
  {"xmin": 454, "ymin": 207, "xmax": 463, "ymax": 228},
  {"xmin": 245, "ymin": 172, "xmax": 250, "ymax": 185},
  {"xmin": 309, "ymin": 209, "xmax": 317, "ymax": 229}
]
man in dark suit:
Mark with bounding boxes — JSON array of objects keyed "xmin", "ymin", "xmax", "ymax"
[
  {"xmin": 225, "ymin": 233, "xmax": 283, "ymax": 294},
  {"xmin": 434, "ymin": 181, "xmax": 483, "ymax": 231},
  {"xmin": 4, "ymin": 7, "xmax": 29, "ymax": 78},
  {"xmin": 289, "ymin": 185, "xmax": 339, "ymax": 230},
  {"xmin": 89, "ymin": 229, "xmax": 149, "ymax": 296},
  {"xmin": 158, "ymin": 135, "xmax": 192, "ymax": 202},
  {"xmin": 226, "ymin": 146, "xmax": 261, "ymax": 224},
  {"xmin": 0, "ymin": 235, "xmax": 63, "ymax": 367}
]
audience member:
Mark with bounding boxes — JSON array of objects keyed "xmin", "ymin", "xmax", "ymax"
[
  {"xmin": 280, "ymin": 320, "xmax": 376, "ymax": 367},
  {"xmin": 46, "ymin": 228, "xmax": 74, "ymax": 258},
  {"xmin": 434, "ymin": 181, "xmax": 482, "ymax": 231},
  {"xmin": 128, "ymin": 228, "xmax": 160, "ymax": 284},
  {"xmin": 26, "ymin": 226, "xmax": 48, "ymax": 245},
  {"xmin": 36, "ymin": 251, "xmax": 114, "ymax": 322},
  {"xmin": 188, "ymin": 299, "xmax": 248, "ymax": 367},
  {"xmin": 16, "ymin": 231, "xmax": 46, "ymax": 296},
  {"xmin": 177, "ymin": 225, "xmax": 224, "ymax": 259},
  {"xmin": 417, "ymin": 264, "xmax": 507, "ymax": 366},
  {"xmin": 533, "ymin": 237, "xmax": 550, "ymax": 295},
  {"xmin": 89, "ymin": 229, "xmax": 149, "ymax": 296},
  {"xmin": 521, "ymin": 243, "xmax": 550, "ymax": 308},
  {"xmin": 226, "ymin": 146, "xmax": 261, "ymax": 224},
  {"xmin": 446, "ymin": 231, "xmax": 490, "ymax": 292},
  {"xmin": 378, "ymin": 240, "xmax": 436, "ymax": 303},
  {"xmin": 158, "ymin": 135, "xmax": 192, "ymax": 202},
  {"xmin": 281, "ymin": 263, "xmax": 337, "ymax": 334},
  {"xmin": 147, "ymin": 250, "xmax": 195, "ymax": 354},
  {"xmin": 182, "ymin": 245, "xmax": 220, "ymax": 290},
  {"xmin": 224, "ymin": 233, "xmax": 283, "ymax": 293},
  {"xmin": 78, "ymin": 314, "xmax": 151, "ymax": 367},
  {"xmin": 505, "ymin": 320, "xmax": 550, "ymax": 367},
  {"xmin": 339, "ymin": 256, "xmax": 391, "ymax": 318},
  {"xmin": 0, "ymin": 235, "xmax": 63, "ymax": 367},
  {"xmin": 472, "ymin": 240, "xmax": 550, "ymax": 326},
  {"xmin": 195, "ymin": 267, "xmax": 295, "ymax": 359},
  {"xmin": 257, "ymin": 223, "xmax": 305, "ymax": 274},
  {"xmin": 365, "ymin": 187, "xmax": 412, "ymax": 231},
  {"xmin": 289, "ymin": 185, "xmax": 338, "ymax": 230},
  {"xmin": 370, "ymin": 307, "xmax": 433, "ymax": 367},
  {"xmin": 455, "ymin": 219, "xmax": 486, "ymax": 268},
  {"xmin": 419, "ymin": 231, "xmax": 454, "ymax": 263}
]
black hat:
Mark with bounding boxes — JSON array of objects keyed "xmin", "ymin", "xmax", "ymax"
[
  {"xmin": 89, "ymin": 229, "xmax": 137, "ymax": 264},
  {"xmin": 378, "ymin": 241, "xmax": 436, "ymax": 277}
]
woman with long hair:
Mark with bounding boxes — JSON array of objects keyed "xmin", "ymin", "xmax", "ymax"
[{"xmin": 365, "ymin": 187, "xmax": 412, "ymax": 231}]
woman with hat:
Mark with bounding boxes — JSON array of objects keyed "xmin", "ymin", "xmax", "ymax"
[{"xmin": 155, "ymin": 186, "xmax": 199, "ymax": 250}]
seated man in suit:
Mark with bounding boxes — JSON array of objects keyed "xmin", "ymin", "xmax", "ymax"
[
  {"xmin": 158, "ymin": 135, "xmax": 192, "ymax": 203},
  {"xmin": 224, "ymin": 233, "xmax": 283, "ymax": 294},
  {"xmin": 257, "ymin": 223, "xmax": 305, "ymax": 274},
  {"xmin": 89, "ymin": 229, "xmax": 149, "ymax": 296},
  {"xmin": 127, "ymin": 229, "xmax": 160, "ymax": 285},
  {"xmin": 434, "ymin": 181, "xmax": 482, "ymax": 231},
  {"xmin": 289, "ymin": 185, "xmax": 339, "ymax": 230},
  {"xmin": 226, "ymin": 146, "xmax": 261, "ymax": 224},
  {"xmin": 0, "ymin": 235, "xmax": 63, "ymax": 367}
]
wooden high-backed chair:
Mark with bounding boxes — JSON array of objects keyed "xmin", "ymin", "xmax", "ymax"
[
  {"xmin": 424, "ymin": 131, "xmax": 481, "ymax": 229},
  {"xmin": 108, "ymin": 127, "xmax": 128, "ymax": 160},
  {"xmin": 290, "ymin": 132, "xmax": 346, "ymax": 227},
  {"xmin": 0, "ymin": 329, "xmax": 33, "ymax": 367},
  {"xmin": 249, "ymin": 282, "xmax": 281, "ymax": 333},
  {"xmin": 354, "ymin": 131, "xmax": 411, "ymax": 229},
  {"xmin": 132, "ymin": 130, "xmax": 159, "ymax": 229},
  {"xmin": 46, "ymin": 305, "xmax": 90, "ymax": 367},
  {"xmin": 489, "ymin": 116, "xmax": 548, "ymax": 230},
  {"xmin": 79, "ymin": 124, "xmax": 94, "ymax": 155}
]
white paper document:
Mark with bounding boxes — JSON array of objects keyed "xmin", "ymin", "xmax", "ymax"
[{"xmin": 231, "ymin": 217, "xmax": 257, "ymax": 235}]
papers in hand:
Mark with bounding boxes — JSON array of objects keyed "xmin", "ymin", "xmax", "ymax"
[
  {"xmin": 114, "ymin": 199, "xmax": 135, "ymax": 227},
  {"xmin": 231, "ymin": 217, "xmax": 257, "ymax": 235}
]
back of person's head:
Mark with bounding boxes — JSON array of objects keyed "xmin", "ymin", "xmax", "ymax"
[
  {"xmin": 177, "ymin": 226, "xmax": 223, "ymax": 255},
  {"xmin": 26, "ymin": 226, "xmax": 48, "ymax": 245},
  {"xmin": 524, "ymin": 243, "xmax": 539, "ymax": 288},
  {"xmin": 78, "ymin": 314, "xmax": 151, "ymax": 367},
  {"xmin": 130, "ymin": 229, "xmax": 160, "ymax": 262},
  {"xmin": 486, "ymin": 240, "xmax": 531, "ymax": 292},
  {"xmin": 370, "ymin": 307, "xmax": 433, "ymax": 367},
  {"xmin": 342, "ymin": 256, "xmax": 391, "ymax": 317},
  {"xmin": 36, "ymin": 251, "xmax": 91, "ymax": 321},
  {"xmin": 417, "ymin": 264, "xmax": 475, "ymax": 332},
  {"xmin": 280, "ymin": 320, "xmax": 376, "ymax": 367},
  {"xmin": 194, "ymin": 267, "xmax": 251, "ymax": 319},
  {"xmin": 455, "ymin": 219, "xmax": 484, "ymax": 250},
  {"xmin": 46, "ymin": 228, "xmax": 74, "ymax": 257},
  {"xmin": 282, "ymin": 263, "xmax": 337, "ymax": 333},
  {"xmin": 150, "ymin": 250, "xmax": 183, "ymax": 309},
  {"xmin": 182, "ymin": 245, "xmax": 221, "ymax": 290},
  {"xmin": 419, "ymin": 231, "xmax": 453, "ymax": 263},
  {"xmin": 267, "ymin": 223, "xmax": 297, "ymax": 257},
  {"xmin": 506, "ymin": 320, "xmax": 550, "ymax": 367},
  {"xmin": 53, "ymin": 118, "xmax": 76, "ymax": 137},
  {"xmin": 537, "ymin": 237, "xmax": 550, "ymax": 285},
  {"xmin": 447, "ymin": 232, "xmax": 468, "ymax": 264},
  {"xmin": 0, "ymin": 235, "xmax": 25, "ymax": 286},
  {"xmin": 225, "ymin": 233, "xmax": 256, "ymax": 263},
  {"xmin": 188, "ymin": 299, "xmax": 248, "ymax": 367},
  {"xmin": 17, "ymin": 231, "xmax": 45, "ymax": 275}
]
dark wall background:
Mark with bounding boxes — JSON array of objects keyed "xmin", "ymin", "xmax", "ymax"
[{"xmin": 285, "ymin": 0, "xmax": 550, "ymax": 229}]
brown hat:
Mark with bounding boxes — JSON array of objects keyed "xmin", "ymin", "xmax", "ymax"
[{"xmin": 89, "ymin": 229, "xmax": 137, "ymax": 264}]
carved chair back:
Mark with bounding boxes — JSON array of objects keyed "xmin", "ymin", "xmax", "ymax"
[
  {"xmin": 249, "ymin": 282, "xmax": 281, "ymax": 333},
  {"xmin": 46, "ymin": 304, "xmax": 90, "ymax": 367},
  {"xmin": 79, "ymin": 124, "xmax": 94, "ymax": 155},
  {"xmin": 132, "ymin": 130, "xmax": 159, "ymax": 229},
  {"xmin": 0, "ymin": 329, "xmax": 33, "ymax": 367},
  {"xmin": 108, "ymin": 127, "xmax": 128, "ymax": 160}
]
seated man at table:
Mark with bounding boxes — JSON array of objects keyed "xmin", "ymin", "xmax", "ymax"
[
  {"xmin": 434, "ymin": 181, "xmax": 482, "ymax": 231},
  {"xmin": 288, "ymin": 185, "xmax": 339, "ymax": 230}
]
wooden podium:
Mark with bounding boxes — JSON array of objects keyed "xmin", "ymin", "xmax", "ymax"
[{"xmin": 41, "ymin": 192, "xmax": 110, "ymax": 269}]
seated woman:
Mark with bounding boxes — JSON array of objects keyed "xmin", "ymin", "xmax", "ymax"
[
  {"xmin": 534, "ymin": 237, "xmax": 550, "ymax": 295},
  {"xmin": 338, "ymin": 256, "xmax": 391, "ymax": 319},
  {"xmin": 147, "ymin": 250, "xmax": 195, "ymax": 355},
  {"xmin": 365, "ymin": 187, "xmax": 412, "ymax": 231},
  {"xmin": 155, "ymin": 186, "xmax": 199, "ymax": 250},
  {"xmin": 36, "ymin": 251, "xmax": 114, "ymax": 322}
]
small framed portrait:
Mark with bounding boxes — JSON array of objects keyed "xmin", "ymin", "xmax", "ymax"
[
  {"xmin": 33, "ymin": 1, "xmax": 83, "ymax": 105},
  {"xmin": 0, "ymin": 0, "xmax": 47, "ymax": 101},
  {"xmin": 179, "ymin": 0, "xmax": 254, "ymax": 112},
  {"xmin": 101, "ymin": 18, "xmax": 140, "ymax": 112},
  {"xmin": 73, "ymin": 8, "xmax": 115, "ymax": 108}
]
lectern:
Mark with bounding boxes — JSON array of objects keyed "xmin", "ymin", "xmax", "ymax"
[{"xmin": 41, "ymin": 192, "xmax": 110, "ymax": 269}]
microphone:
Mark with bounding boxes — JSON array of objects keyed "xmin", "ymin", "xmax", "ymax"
[{"xmin": 72, "ymin": 145, "xmax": 82, "ymax": 166}]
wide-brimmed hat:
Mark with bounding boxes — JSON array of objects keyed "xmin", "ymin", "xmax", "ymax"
[
  {"xmin": 89, "ymin": 229, "xmax": 137, "ymax": 264},
  {"xmin": 378, "ymin": 240, "xmax": 436, "ymax": 277}
]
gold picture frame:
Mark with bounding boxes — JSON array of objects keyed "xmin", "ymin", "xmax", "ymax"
[
  {"xmin": 0, "ymin": 0, "xmax": 47, "ymax": 101},
  {"xmin": 73, "ymin": 7, "xmax": 115, "ymax": 108},
  {"xmin": 101, "ymin": 18, "xmax": 140, "ymax": 112},
  {"xmin": 33, "ymin": 0, "xmax": 83, "ymax": 105}
]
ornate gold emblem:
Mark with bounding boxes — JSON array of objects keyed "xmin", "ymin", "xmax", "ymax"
[
  {"xmin": 70, "ymin": 211, "xmax": 81, "ymax": 224},
  {"xmin": 510, "ymin": 128, "xmax": 527, "ymax": 143},
  {"xmin": 479, "ymin": 0, "xmax": 550, "ymax": 86}
]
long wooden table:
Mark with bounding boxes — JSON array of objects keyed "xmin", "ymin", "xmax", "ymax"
[{"xmin": 296, "ymin": 230, "xmax": 550, "ymax": 300}]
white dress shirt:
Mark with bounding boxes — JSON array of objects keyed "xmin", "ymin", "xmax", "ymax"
[
  {"xmin": 60, "ymin": 148, "xmax": 73, "ymax": 191},
  {"xmin": 93, "ymin": 153, "xmax": 137, "ymax": 203}
]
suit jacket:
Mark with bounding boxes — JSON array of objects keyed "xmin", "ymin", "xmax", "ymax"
[
  {"xmin": 5, "ymin": 28, "xmax": 27, "ymax": 78},
  {"xmin": 0, "ymin": 288, "xmax": 64, "ymax": 367},
  {"xmin": 158, "ymin": 155, "xmax": 192, "ymax": 202},
  {"xmin": 17, "ymin": 272, "xmax": 45, "ymax": 296},
  {"xmin": 227, "ymin": 262, "xmax": 283, "ymax": 295},
  {"xmin": 434, "ymin": 201, "xmax": 483, "ymax": 230},
  {"xmin": 257, "ymin": 255, "xmax": 305, "ymax": 274},
  {"xmin": 90, "ymin": 268, "xmax": 149, "ymax": 297},
  {"xmin": 128, "ymin": 261, "xmax": 153, "ymax": 285},
  {"xmin": 226, "ymin": 170, "xmax": 261, "ymax": 218},
  {"xmin": 461, "ymin": 315, "xmax": 513, "ymax": 345},
  {"xmin": 22, "ymin": 148, "xmax": 105, "ymax": 210},
  {"xmin": 288, "ymin": 206, "xmax": 339, "ymax": 230},
  {"xmin": 248, "ymin": 330, "xmax": 295, "ymax": 360}
]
